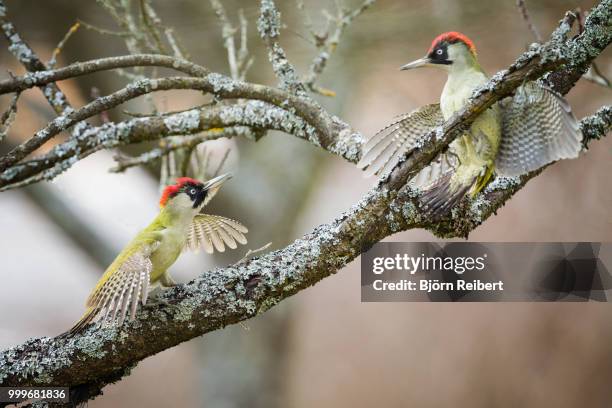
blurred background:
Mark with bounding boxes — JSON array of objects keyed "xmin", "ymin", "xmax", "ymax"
[{"xmin": 1, "ymin": 0, "xmax": 611, "ymax": 406}]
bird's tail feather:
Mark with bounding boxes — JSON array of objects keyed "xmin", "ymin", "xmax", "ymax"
[
  {"xmin": 62, "ymin": 307, "xmax": 99, "ymax": 336},
  {"xmin": 420, "ymin": 173, "xmax": 472, "ymax": 218}
]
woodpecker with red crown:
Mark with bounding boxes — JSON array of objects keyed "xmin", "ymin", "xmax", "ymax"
[
  {"xmin": 68, "ymin": 174, "xmax": 248, "ymax": 333},
  {"xmin": 358, "ymin": 32, "xmax": 582, "ymax": 215}
]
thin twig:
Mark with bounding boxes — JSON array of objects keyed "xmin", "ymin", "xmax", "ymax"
[
  {"xmin": 78, "ymin": 19, "xmax": 132, "ymax": 37},
  {"xmin": 165, "ymin": 28, "xmax": 189, "ymax": 59},
  {"xmin": 49, "ymin": 21, "xmax": 81, "ymax": 68},
  {"xmin": 237, "ymin": 9, "xmax": 253, "ymax": 80},
  {"xmin": 301, "ymin": 0, "xmax": 375, "ymax": 96},
  {"xmin": 239, "ymin": 242, "xmax": 272, "ymax": 263},
  {"xmin": 210, "ymin": 0, "xmax": 241, "ymax": 80},
  {"xmin": 139, "ymin": 0, "xmax": 168, "ymax": 54},
  {"xmin": 516, "ymin": 0, "xmax": 543, "ymax": 43},
  {"xmin": 0, "ymin": 0, "xmax": 82, "ymax": 117},
  {"xmin": 0, "ymin": 92, "xmax": 19, "ymax": 142},
  {"xmin": 212, "ymin": 147, "xmax": 231, "ymax": 177}
]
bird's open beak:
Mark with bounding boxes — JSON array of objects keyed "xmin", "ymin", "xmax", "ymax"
[
  {"xmin": 196, "ymin": 173, "xmax": 232, "ymax": 208},
  {"xmin": 203, "ymin": 173, "xmax": 232, "ymax": 191},
  {"xmin": 400, "ymin": 57, "xmax": 431, "ymax": 71}
]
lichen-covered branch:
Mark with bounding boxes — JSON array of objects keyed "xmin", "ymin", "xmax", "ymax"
[
  {"xmin": 0, "ymin": 54, "xmax": 210, "ymax": 95},
  {"xmin": 257, "ymin": 0, "xmax": 307, "ymax": 95},
  {"xmin": 0, "ymin": 100, "xmax": 325, "ymax": 191},
  {"xmin": 0, "ymin": 71, "xmax": 359, "ymax": 188},
  {"xmin": 0, "ymin": 1, "xmax": 610, "ymax": 406},
  {"xmin": 0, "ymin": 0, "xmax": 76, "ymax": 117},
  {"xmin": 579, "ymin": 105, "xmax": 612, "ymax": 145},
  {"xmin": 0, "ymin": 183, "xmax": 407, "ymax": 405},
  {"xmin": 0, "ymin": 108, "xmax": 609, "ymax": 407}
]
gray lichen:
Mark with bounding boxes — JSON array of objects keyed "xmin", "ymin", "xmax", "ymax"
[
  {"xmin": 257, "ymin": 0, "xmax": 281, "ymax": 39},
  {"xmin": 163, "ymin": 109, "xmax": 201, "ymax": 133},
  {"xmin": 206, "ymin": 72, "xmax": 236, "ymax": 94}
]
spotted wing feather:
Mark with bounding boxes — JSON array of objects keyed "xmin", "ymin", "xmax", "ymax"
[
  {"xmin": 358, "ymin": 104, "xmax": 445, "ymax": 178},
  {"xmin": 496, "ymin": 83, "xmax": 582, "ymax": 177},
  {"xmin": 186, "ymin": 214, "xmax": 248, "ymax": 254},
  {"xmin": 68, "ymin": 242, "xmax": 158, "ymax": 334}
]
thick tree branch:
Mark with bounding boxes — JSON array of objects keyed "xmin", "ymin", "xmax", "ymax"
[
  {"xmin": 0, "ymin": 74, "xmax": 339, "ymax": 173},
  {"xmin": 0, "ymin": 100, "xmax": 328, "ymax": 191},
  {"xmin": 0, "ymin": 1, "xmax": 610, "ymax": 406},
  {"xmin": 0, "ymin": 110, "xmax": 609, "ymax": 407}
]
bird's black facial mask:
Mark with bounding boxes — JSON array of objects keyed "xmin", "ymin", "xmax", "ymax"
[
  {"xmin": 427, "ymin": 42, "xmax": 452, "ymax": 65},
  {"xmin": 185, "ymin": 184, "xmax": 207, "ymax": 208}
]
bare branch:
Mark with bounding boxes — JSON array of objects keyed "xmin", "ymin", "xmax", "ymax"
[
  {"xmin": 516, "ymin": 0, "xmax": 543, "ymax": 43},
  {"xmin": 78, "ymin": 19, "xmax": 132, "ymax": 38},
  {"xmin": 0, "ymin": 0, "xmax": 82, "ymax": 117},
  {"xmin": 164, "ymin": 27, "xmax": 188, "ymax": 60},
  {"xmin": 583, "ymin": 65, "xmax": 612, "ymax": 88},
  {"xmin": 237, "ymin": 10, "xmax": 253, "ymax": 80},
  {"xmin": 48, "ymin": 21, "xmax": 81, "ymax": 69},
  {"xmin": 110, "ymin": 127, "xmax": 250, "ymax": 172},
  {"xmin": 0, "ymin": 54, "xmax": 210, "ymax": 95},
  {"xmin": 302, "ymin": 0, "xmax": 375, "ymax": 96},
  {"xmin": 0, "ymin": 72, "xmax": 338, "ymax": 174},
  {"xmin": 139, "ymin": 0, "xmax": 168, "ymax": 54},
  {"xmin": 210, "ymin": 0, "xmax": 240, "ymax": 80},
  {"xmin": 0, "ymin": 92, "xmax": 19, "ymax": 142},
  {"xmin": 0, "ymin": 100, "xmax": 323, "ymax": 191}
]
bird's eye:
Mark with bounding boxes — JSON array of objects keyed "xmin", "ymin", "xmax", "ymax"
[
  {"xmin": 436, "ymin": 49, "xmax": 444, "ymax": 55},
  {"xmin": 189, "ymin": 188, "xmax": 196, "ymax": 195}
]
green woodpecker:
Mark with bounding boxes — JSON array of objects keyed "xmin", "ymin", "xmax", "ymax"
[
  {"xmin": 68, "ymin": 174, "xmax": 248, "ymax": 333},
  {"xmin": 358, "ymin": 32, "xmax": 582, "ymax": 215}
]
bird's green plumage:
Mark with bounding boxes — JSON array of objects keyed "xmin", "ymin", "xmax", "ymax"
[
  {"xmin": 68, "ymin": 174, "xmax": 249, "ymax": 334},
  {"xmin": 440, "ymin": 43, "xmax": 501, "ymax": 197},
  {"xmin": 359, "ymin": 32, "xmax": 582, "ymax": 217},
  {"xmin": 86, "ymin": 202, "xmax": 191, "ymax": 306}
]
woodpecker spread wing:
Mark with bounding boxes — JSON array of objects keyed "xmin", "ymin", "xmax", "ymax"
[
  {"xmin": 358, "ymin": 104, "xmax": 445, "ymax": 177},
  {"xmin": 186, "ymin": 214, "xmax": 248, "ymax": 254},
  {"xmin": 68, "ymin": 241, "xmax": 159, "ymax": 334},
  {"xmin": 409, "ymin": 150, "xmax": 459, "ymax": 192},
  {"xmin": 496, "ymin": 83, "xmax": 582, "ymax": 177}
]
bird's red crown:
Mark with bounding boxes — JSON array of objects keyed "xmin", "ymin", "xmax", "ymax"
[
  {"xmin": 159, "ymin": 177, "xmax": 201, "ymax": 207},
  {"xmin": 428, "ymin": 32, "xmax": 476, "ymax": 56}
]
